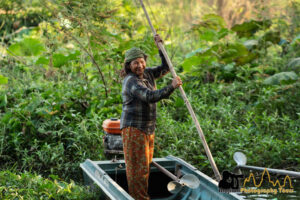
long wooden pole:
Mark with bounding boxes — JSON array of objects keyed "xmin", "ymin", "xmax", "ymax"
[
  {"xmin": 152, "ymin": 161, "xmax": 179, "ymax": 182},
  {"xmin": 138, "ymin": 0, "xmax": 221, "ymax": 181}
]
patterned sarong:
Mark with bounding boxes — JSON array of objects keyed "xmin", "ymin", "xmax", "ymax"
[{"xmin": 122, "ymin": 127, "xmax": 155, "ymax": 200}]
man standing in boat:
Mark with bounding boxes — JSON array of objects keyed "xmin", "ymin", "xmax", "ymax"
[{"xmin": 120, "ymin": 34, "xmax": 182, "ymax": 200}]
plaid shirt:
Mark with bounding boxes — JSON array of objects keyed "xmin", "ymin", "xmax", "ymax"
[{"xmin": 120, "ymin": 51, "xmax": 175, "ymax": 134}]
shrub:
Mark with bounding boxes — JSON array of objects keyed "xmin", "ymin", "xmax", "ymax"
[{"xmin": 0, "ymin": 170, "xmax": 96, "ymax": 199}]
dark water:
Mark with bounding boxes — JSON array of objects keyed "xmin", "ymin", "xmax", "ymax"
[{"xmin": 107, "ymin": 169, "xmax": 174, "ymax": 199}]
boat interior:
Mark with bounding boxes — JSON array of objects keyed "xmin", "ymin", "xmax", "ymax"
[{"xmin": 99, "ymin": 160, "xmax": 177, "ymax": 199}]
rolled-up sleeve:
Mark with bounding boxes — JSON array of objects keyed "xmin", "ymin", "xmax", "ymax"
[
  {"xmin": 148, "ymin": 50, "xmax": 170, "ymax": 79},
  {"xmin": 129, "ymin": 78, "xmax": 174, "ymax": 103}
]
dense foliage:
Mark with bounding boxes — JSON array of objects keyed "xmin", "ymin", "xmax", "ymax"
[
  {"xmin": 0, "ymin": 170, "xmax": 97, "ymax": 199},
  {"xmin": 0, "ymin": 0, "xmax": 299, "ymax": 198}
]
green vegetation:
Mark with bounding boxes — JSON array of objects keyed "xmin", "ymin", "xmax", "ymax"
[
  {"xmin": 0, "ymin": 0, "xmax": 299, "ymax": 198},
  {"xmin": 0, "ymin": 170, "xmax": 97, "ymax": 199}
]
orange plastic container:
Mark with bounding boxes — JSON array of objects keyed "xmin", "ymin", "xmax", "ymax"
[{"xmin": 102, "ymin": 118, "xmax": 121, "ymax": 134}]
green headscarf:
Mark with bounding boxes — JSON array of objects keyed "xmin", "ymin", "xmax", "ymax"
[{"xmin": 124, "ymin": 47, "xmax": 147, "ymax": 63}]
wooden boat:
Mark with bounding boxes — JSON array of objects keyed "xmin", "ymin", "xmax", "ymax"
[{"xmin": 80, "ymin": 155, "xmax": 244, "ymax": 200}]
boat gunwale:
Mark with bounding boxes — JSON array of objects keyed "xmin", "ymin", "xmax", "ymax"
[
  {"xmin": 166, "ymin": 155, "xmax": 244, "ymax": 200},
  {"xmin": 81, "ymin": 156, "xmax": 244, "ymax": 200},
  {"xmin": 80, "ymin": 159, "xmax": 134, "ymax": 200}
]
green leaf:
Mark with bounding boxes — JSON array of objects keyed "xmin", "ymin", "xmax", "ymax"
[
  {"xmin": 217, "ymin": 28, "xmax": 229, "ymax": 39},
  {"xmin": 0, "ymin": 74, "xmax": 8, "ymax": 85},
  {"xmin": 67, "ymin": 50, "xmax": 80, "ymax": 60},
  {"xmin": 287, "ymin": 58, "xmax": 300, "ymax": 73},
  {"xmin": 182, "ymin": 46, "xmax": 221, "ymax": 73},
  {"xmin": 185, "ymin": 48, "xmax": 206, "ymax": 58},
  {"xmin": 231, "ymin": 20, "xmax": 271, "ymax": 38},
  {"xmin": 53, "ymin": 53, "xmax": 68, "ymax": 68},
  {"xmin": 259, "ymin": 31, "xmax": 281, "ymax": 44},
  {"xmin": 224, "ymin": 63, "xmax": 234, "ymax": 72},
  {"xmin": 200, "ymin": 14, "xmax": 227, "ymax": 30},
  {"xmin": 0, "ymin": 94, "xmax": 7, "ymax": 108},
  {"xmin": 182, "ymin": 56, "xmax": 199, "ymax": 72},
  {"xmin": 52, "ymin": 51, "xmax": 80, "ymax": 68},
  {"xmin": 263, "ymin": 72, "xmax": 298, "ymax": 85},
  {"xmin": 1, "ymin": 112, "xmax": 11, "ymax": 123},
  {"xmin": 175, "ymin": 97, "xmax": 184, "ymax": 107},
  {"xmin": 192, "ymin": 14, "xmax": 227, "ymax": 41},
  {"xmin": 244, "ymin": 40, "xmax": 258, "ymax": 50},
  {"xmin": 36, "ymin": 56, "xmax": 49, "ymax": 65},
  {"xmin": 8, "ymin": 38, "xmax": 45, "ymax": 56},
  {"xmin": 219, "ymin": 43, "xmax": 252, "ymax": 65},
  {"xmin": 200, "ymin": 29, "xmax": 217, "ymax": 41}
]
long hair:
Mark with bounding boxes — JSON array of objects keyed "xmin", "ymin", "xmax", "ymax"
[{"xmin": 120, "ymin": 61, "xmax": 131, "ymax": 78}]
